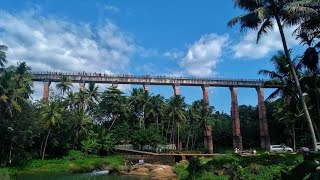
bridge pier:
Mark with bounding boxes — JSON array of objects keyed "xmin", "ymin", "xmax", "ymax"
[
  {"xmin": 173, "ymin": 84, "xmax": 179, "ymax": 96},
  {"xmin": 201, "ymin": 85, "xmax": 213, "ymax": 153},
  {"xmin": 79, "ymin": 82, "xmax": 85, "ymax": 91},
  {"xmin": 230, "ymin": 87, "xmax": 243, "ymax": 150},
  {"xmin": 202, "ymin": 85, "xmax": 209, "ymax": 105},
  {"xmin": 143, "ymin": 84, "xmax": 149, "ymax": 94},
  {"xmin": 43, "ymin": 80, "xmax": 51, "ymax": 102},
  {"xmin": 256, "ymin": 87, "xmax": 270, "ymax": 149}
]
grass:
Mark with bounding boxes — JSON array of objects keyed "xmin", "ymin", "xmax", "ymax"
[
  {"xmin": 0, "ymin": 151, "xmax": 124, "ymax": 177},
  {"xmin": 174, "ymin": 152, "xmax": 303, "ymax": 180},
  {"xmin": 0, "ymin": 168, "xmax": 13, "ymax": 180},
  {"xmin": 20, "ymin": 155, "xmax": 124, "ymax": 174}
]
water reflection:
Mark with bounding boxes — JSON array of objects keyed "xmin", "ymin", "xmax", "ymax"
[{"xmin": 14, "ymin": 172, "xmax": 138, "ymax": 180}]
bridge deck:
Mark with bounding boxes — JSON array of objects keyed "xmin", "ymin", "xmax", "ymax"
[{"xmin": 31, "ymin": 72, "xmax": 281, "ymax": 88}]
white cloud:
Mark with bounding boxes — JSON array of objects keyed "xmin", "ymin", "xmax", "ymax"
[
  {"xmin": 0, "ymin": 10, "xmax": 137, "ymax": 73},
  {"xmin": 104, "ymin": 5, "xmax": 120, "ymax": 13},
  {"xmin": 163, "ymin": 49, "xmax": 184, "ymax": 59},
  {"xmin": 233, "ymin": 25, "xmax": 299, "ymax": 59},
  {"xmin": 180, "ymin": 34, "xmax": 229, "ymax": 77},
  {"xmin": 0, "ymin": 10, "xmax": 142, "ymax": 100}
]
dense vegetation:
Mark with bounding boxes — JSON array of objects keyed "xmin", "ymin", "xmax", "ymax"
[
  {"xmin": 174, "ymin": 153, "xmax": 304, "ymax": 180},
  {"xmin": 1, "ymin": 0, "xmax": 320, "ymax": 179}
]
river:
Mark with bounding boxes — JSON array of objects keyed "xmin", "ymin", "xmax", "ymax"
[{"xmin": 13, "ymin": 171, "xmax": 139, "ymax": 180}]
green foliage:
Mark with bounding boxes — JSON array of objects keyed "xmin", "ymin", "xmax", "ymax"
[
  {"xmin": 179, "ymin": 153, "xmax": 303, "ymax": 180},
  {"xmin": 132, "ymin": 125, "xmax": 163, "ymax": 149},
  {"xmin": 0, "ymin": 168, "xmax": 11, "ymax": 180},
  {"xmin": 187, "ymin": 157, "xmax": 202, "ymax": 179},
  {"xmin": 174, "ymin": 161, "xmax": 189, "ymax": 180},
  {"xmin": 81, "ymin": 138, "xmax": 100, "ymax": 155},
  {"xmin": 281, "ymin": 153, "xmax": 320, "ymax": 180},
  {"xmin": 19, "ymin": 155, "xmax": 124, "ymax": 174},
  {"xmin": 63, "ymin": 150, "xmax": 85, "ymax": 160}
]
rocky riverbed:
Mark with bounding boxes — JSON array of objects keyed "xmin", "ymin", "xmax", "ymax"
[{"xmin": 120, "ymin": 163, "xmax": 177, "ymax": 180}]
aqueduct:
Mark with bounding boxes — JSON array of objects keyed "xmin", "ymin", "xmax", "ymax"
[{"xmin": 31, "ymin": 71, "xmax": 281, "ymax": 153}]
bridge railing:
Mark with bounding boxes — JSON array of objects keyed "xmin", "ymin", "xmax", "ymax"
[{"xmin": 31, "ymin": 71, "xmax": 266, "ymax": 83}]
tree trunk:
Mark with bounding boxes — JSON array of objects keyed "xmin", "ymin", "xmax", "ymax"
[
  {"xmin": 9, "ymin": 142, "xmax": 12, "ymax": 165},
  {"xmin": 191, "ymin": 126, "xmax": 195, "ymax": 150},
  {"xmin": 42, "ymin": 129, "xmax": 51, "ymax": 160},
  {"xmin": 186, "ymin": 124, "xmax": 193, "ymax": 150},
  {"xmin": 293, "ymin": 125, "xmax": 296, "ymax": 151},
  {"xmin": 108, "ymin": 113, "xmax": 118, "ymax": 131},
  {"xmin": 275, "ymin": 16, "xmax": 317, "ymax": 151},
  {"xmin": 73, "ymin": 129, "xmax": 79, "ymax": 149},
  {"xmin": 312, "ymin": 118, "xmax": 320, "ymax": 141},
  {"xmin": 192, "ymin": 129, "xmax": 198, "ymax": 150},
  {"xmin": 156, "ymin": 116, "xmax": 159, "ymax": 130},
  {"xmin": 40, "ymin": 136, "xmax": 45, "ymax": 157},
  {"xmin": 177, "ymin": 123, "xmax": 181, "ymax": 151},
  {"xmin": 313, "ymin": 74, "xmax": 320, "ymax": 139}
]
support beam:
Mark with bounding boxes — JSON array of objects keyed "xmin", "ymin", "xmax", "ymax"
[
  {"xmin": 79, "ymin": 82, "xmax": 85, "ymax": 91},
  {"xmin": 173, "ymin": 84, "xmax": 179, "ymax": 96},
  {"xmin": 143, "ymin": 84, "xmax": 149, "ymax": 93},
  {"xmin": 206, "ymin": 126, "xmax": 213, "ymax": 154},
  {"xmin": 202, "ymin": 85, "xmax": 213, "ymax": 153},
  {"xmin": 256, "ymin": 87, "xmax": 270, "ymax": 149},
  {"xmin": 43, "ymin": 81, "xmax": 51, "ymax": 102},
  {"xmin": 201, "ymin": 85, "xmax": 209, "ymax": 105},
  {"xmin": 230, "ymin": 87, "xmax": 243, "ymax": 150}
]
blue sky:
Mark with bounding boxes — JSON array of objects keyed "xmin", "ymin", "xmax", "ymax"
[{"xmin": 0, "ymin": 0, "xmax": 304, "ymax": 113}]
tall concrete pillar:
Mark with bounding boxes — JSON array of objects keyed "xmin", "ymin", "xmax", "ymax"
[
  {"xmin": 202, "ymin": 85, "xmax": 213, "ymax": 153},
  {"xmin": 143, "ymin": 84, "xmax": 149, "ymax": 94},
  {"xmin": 43, "ymin": 81, "xmax": 51, "ymax": 102},
  {"xmin": 206, "ymin": 126, "xmax": 213, "ymax": 154},
  {"xmin": 202, "ymin": 85, "xmax": 209, "ymax": 105},
  {"xmin": 256, "ymin": 87, "xmax": 270, "ymax": 149},
  {"xmin": 79, "ymin": 82, "xmax": 85, "ymax": 91},
  {"xmin": 173, "ymin": 84, "xmax": 179, "ymax": 96},
  {"xmin": 230, "ymin": 87, "xmax": 243, "ymax": 150}
]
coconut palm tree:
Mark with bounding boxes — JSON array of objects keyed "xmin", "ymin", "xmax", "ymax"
[
  {"xmin": 0, "ymin": 45, "xmax": 8, "ymax": 69},
  {"xmin": 0, "ymin": 64, "xmax": 32, "ymax": 119},
  {"xmin": 191, "ymin": 100, "xmax": 214, "ymax": 153},
  {"xmin": 129, "ymin": 88, "xmax": 150, "ymax": 128},
  {"xmin": 74, "ymin": 90, "xmax": 89, "ymax": 112},
  {"xmin": 99, "ymin": 86, "xmax": 127, "ymax": 130},
  {"xmin": 185, "ymin": 105, "xmax": 199, "ymax": 150},
  {"xmin": 258, "ymin": 51, "xmax": 298, "ymax": 100},
  {"xmin": 145, "ymin": 95, "xmax": 165, "ymax": 130},
  {"xmin": 72, "ymin": 109, "xmax": 93, "ymax": 149},
  {"xmin": 296, "ymin": 32, "xmax": 320, "ymax": 139},
  {"xmin": 14, "ymin": 62, "xmax": 33, "ymax": 98},
  {"xmin": 86, "ymin": 82, "xmax": 100, "ymax": 103},
  {"xmin": 65, "ymin": 91, "xmax": 76, "ymax": 110},
  {"xmin": 56, "ymin": 76, "xmax": 73, "ymax": 96},
  {"xmin": 229, "ymin": 0, "xmax": 318, "ymax": 150},
  {"xmin": 40, "ymin": 101, "xmax": 63, "ymax": 160},
  {"xmin": 167, "ymin": 95, "xmax": 186, "ymax": 150}
]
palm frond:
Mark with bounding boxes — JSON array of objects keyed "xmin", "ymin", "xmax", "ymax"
[{"xmin": 257, "ymin": 18, "xmax": 273, "ymax": 43}]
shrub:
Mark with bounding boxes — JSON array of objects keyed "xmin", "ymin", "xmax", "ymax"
[
  {"xmin": 187, "ymin": 157, "xmax": 202, "ymax": 179},
  {"xmin": 63, "ymin": 150, "xmax": 85, "ymax": 160}
]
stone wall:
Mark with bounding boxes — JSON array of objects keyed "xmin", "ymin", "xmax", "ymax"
[
  {"xmin": 121, "ymin": 154, "xmax": 176, "ymax": 165},
  {"xmin": 116, "ymin": 149, "xmax": 175, "ymax": 165}
]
